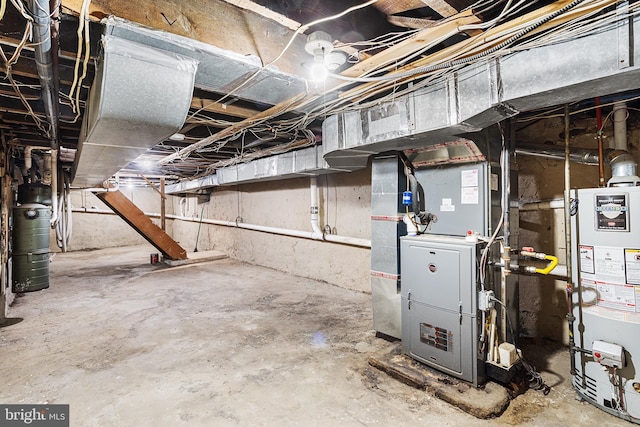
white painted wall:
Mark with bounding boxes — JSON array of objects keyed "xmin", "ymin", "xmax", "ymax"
[
  {"xmin": 170, "ymin": 167, "xmax": 372, "ymax": 293},
  {"xmin": 64, "ymin": 187, "xmax": 167, "ymax": 252},
  {"xmin": 63, "ymin": 107, "xmax": 639, "ymax": 343}
]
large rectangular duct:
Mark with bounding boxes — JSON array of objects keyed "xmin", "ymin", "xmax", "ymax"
[
  {"xmin": 103, "ymin": 16, "xmax": 306, "ymax": 107},
  {"xmin": 165, "ymin": 146, "xmax": 354, "ymax": 194},
  {"xmin": 72, "ymin": 35, "xmax": 198, "ymax": 187},
  {"xmin": 322, "ymin": 10, "xmax": 640, "ymax": 169}
]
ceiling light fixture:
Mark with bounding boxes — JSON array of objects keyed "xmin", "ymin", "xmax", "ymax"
[{"xmin": 304, "ymin": 31, "xmax": 346, "ymax": 82}]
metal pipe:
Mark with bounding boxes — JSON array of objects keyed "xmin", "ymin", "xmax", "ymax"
[
  {"xmin": 612, "ymin": 101, "xmax": 628, "ymax": 151},
  {"xmin": 29, "ymin": 0, "xmax": 59, "ymax": 148},
  {"xmin": 563, "ymin": 104, "xmax": 577, "ymax": 376},
  {"xmin": 595, "ymin": 97, "xmax": 605, "ymax": 187},
  {"xmin": 515, "ymin": 144, "xmax": 604, "ymax": 165},
  {"xmin": 499, "ymin": 120, "xmax": 512, "ymax": 342},
  {"xmin": 502, "ymin": 121, "xmax": 511, "ymax": 250},
  {"xmin": 520, "ymin": 199, "xmax": 565, "ymax": 211}
]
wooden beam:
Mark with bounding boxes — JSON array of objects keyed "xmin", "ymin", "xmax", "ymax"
[
  {"xmin": 421, "ymin": 0, "xmax": 458, "ymax": 17},
  {"xmin": 375, "ymin": 0, "xmax": 429, "ymax": 15},
  {"xmin": 139, "ymin": 174, "xmax": 167, "ymax": 199},
  {"xmin": 60, "ymin": 0, "xmax": 308, "ymax": 75},
  {"xmin": 220, "ymin": 0, "xmax": 300, "ymax": 30},
  {"xmin": 341, "ymin": 9, "xmax": 480, "ymax": 78},
  {"xmin": 95, "ymin": 190, "xmax": 187, "ymax": 260},
  {"xmin": 190, "ymin": 97, "xmax": 260, "ymax": 119},
  {"xmin": 160, "ymin": 178, "xmax": 166, "ymax": 232}
]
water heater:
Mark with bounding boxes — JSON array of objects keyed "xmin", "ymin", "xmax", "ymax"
[{"xmin": 571, "ymin": 186, "xmax": 640, "ymax": 423}]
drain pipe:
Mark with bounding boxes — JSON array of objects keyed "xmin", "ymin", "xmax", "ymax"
[
  {"xmin": 30, "ymin": 0, "xmax": 59, "ymax": 148},
  {"xmin": 310, "ymin": 176, "xmax": 323, "ymax": 239}
]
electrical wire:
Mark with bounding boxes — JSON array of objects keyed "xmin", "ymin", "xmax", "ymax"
[
  {"xmin": 0, "ymin": 4, "xmax": 49, "ymax": 136},
  {"xmin": 491, "ymin": 297, "xmax": 552, "ymax": 395},
  {"xmin": 172, "ymin": 0, "xmax": 624, "ymax": 178},
  {"xmin": 67, "ymin": 0, "xmax": 91, "ymax": 120},
  {"xmin": 330, "ymin": 0, "xmax": 588, "ymax": 83},
  {"xmin": 212, "ymin": 0, "xmax": 381, "ymax": 110}
]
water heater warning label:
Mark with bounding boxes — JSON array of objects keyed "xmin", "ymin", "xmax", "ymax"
[
  {"xmin": 626, "ymin": 249, "xmax": 640, "ymax": 285},
  {"xmin": 594, "ymin": 281, "xmax": 637, "ymax": 312},
  {"xmin": 595, "ymin": 194, "xmax": 629, "ymax": 231}
]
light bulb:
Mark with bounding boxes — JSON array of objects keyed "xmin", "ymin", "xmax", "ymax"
[{"xmin": 309, "ymin": 62, "xmax": 328, "ymax": 82}]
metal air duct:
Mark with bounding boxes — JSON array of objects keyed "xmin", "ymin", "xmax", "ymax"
[{"xmin": 72, "ymin": 36, "xmax": 198, "ymax": 187}]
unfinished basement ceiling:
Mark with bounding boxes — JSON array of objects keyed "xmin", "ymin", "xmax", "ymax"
[{"xmin": 1, "ymin": 0, "xmax": 640, "ymax": 188}]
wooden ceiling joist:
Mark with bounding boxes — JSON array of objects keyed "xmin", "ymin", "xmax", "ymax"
[
  {"xmin": 374, "ymin": 0, "xmax": 461, "ymax": 16},
  {"xmin": 190, "ymin": 97, "xmax": 260, "ymax": 120},
  {"xmin": 60, "ymin": 0, "xmax": 308, "ymax": 76}
]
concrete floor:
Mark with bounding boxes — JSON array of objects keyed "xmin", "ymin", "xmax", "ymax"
[{"xmin": 0, "ymin": 245, "xmax": 631, "ymax": 426}]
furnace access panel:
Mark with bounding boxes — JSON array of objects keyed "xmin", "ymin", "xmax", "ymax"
[{"xmin": 400, "ymin": 235, "xmax": 484, "ymax": 385}]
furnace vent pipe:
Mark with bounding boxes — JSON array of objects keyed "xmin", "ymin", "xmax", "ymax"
[{"xmin": 612, "ymin": 102, "xmax": 628, "ymax": 151}]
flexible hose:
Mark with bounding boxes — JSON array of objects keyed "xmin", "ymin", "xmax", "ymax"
[{"xmin": 535, "ymin": 254, "xmax": 559, "ymax": 275}]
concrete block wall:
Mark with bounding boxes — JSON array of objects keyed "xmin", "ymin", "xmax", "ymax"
[{"xmin": 516, "ymin": 109, "xmax": 640, "ymax": 342}]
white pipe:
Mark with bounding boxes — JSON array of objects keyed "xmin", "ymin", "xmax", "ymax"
[
  {"xmin": 612, "ymin": 101, "xmax": 628, "ymax": 151},
  {"xmin": 24, "ymin": 146, "xmax": 47, "ymax": 171},
  {"xmin": 70, "ymin": 208, "xmax": 371, "ymax": 248},
  {"xmin": 42, "ymin": 152, "xmax": 52, "ymax": 185},
  {"xmin": 520, "ymin": 199, "xmax": 565, "ymax": 211},
  {"xmin": 66, "ymin": 174, "xmax": 73, "ymax": 244},
  {"xmin": 50, "ymin": 150, "xmax": 58, "ymax": 226},
  {"xmin": 79, "ymin": 180, "xmax": 120, "ymax": 193},
  {"xmin": 310, "ymin": 176, "xmax": 323, "ymax": 238}
]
